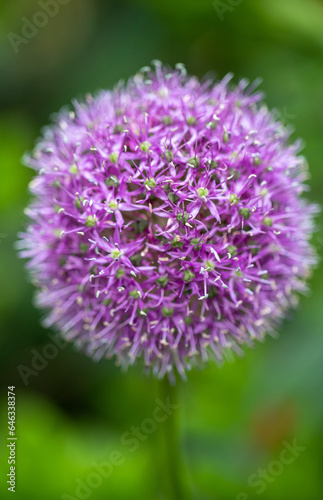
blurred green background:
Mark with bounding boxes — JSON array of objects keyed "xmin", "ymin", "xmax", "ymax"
[{"xmin": 1, "ymin": 0, "xmax": 323, "ymax": 499}]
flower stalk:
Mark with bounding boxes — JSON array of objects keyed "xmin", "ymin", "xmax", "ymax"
[{"xmin": 157, "ymin": 378, "xmax": 191, "ymax": 500}]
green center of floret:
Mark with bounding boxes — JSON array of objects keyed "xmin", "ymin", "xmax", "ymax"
[
  {"xmin": 162, "ymin": 307, "xmax": 174, "ymax": 317},
  {"xmin": 157, "ymin": 275, "xmax": 168, "ymax": 287},
  {"xmin": 109, "ymin": 152, "xmax": 119, "ymax": 163},
  {"xmin": 145, "ymin": 177, "xmax": 156, "ymax": 189},
  {"xmin": 197, "ymin": 187, "xmax": 209, "ymax": 198},
  {"xmin": 229, "ymin": 193, "xmax": 239, "ymax": 205},
  {"xmin": 85, "ymin": 215, "xmax": 96, "ymax": 227},
  {"xmin": 263, "ymin": 216, "xmax": 273, "ymax": 226},
  {"xmin": 110, "ymin": 248, "xmax": 123, "ymax": 260},
  {"xmin": 140, "ymin": 141, "xmax": 151, "ymax": 152},
  {"xmin": 187, "ymin": 157, "xmax": 200, "ymax": 168},
  {"xmin": 184, "ymin": 270, "xmax": 195, "ymax": 282},
  {"xmin": 205, "ymin": 260, "xmax": 215, "ymax": 270},
  {"xmin": 176, "ymin": 212, "xmax": 189, "ymax": 224},
  {"xmin": 105, "ymin": 176, "xmax": 119, "ymax": 187},
  {"xmin": 239, "ymin": 207, "xmax": 251, "ymax": 219},
  {"xmin": 69, "ymin": 163, "xmax": 78, "ymax": 174},
  {"xmin": 108, "ymin": 200, "xmax": 118, "ymax": 210},
  {"xmin": 186, "ymin": 116, "xmax": 196, "ymax": 126},
  {"xmin": 254, "ymin": 155, "xmax": 261, "ymax": 166},
  {"xmin": 227, "ymin": 245, "xmax": 237, "ymax": 256},
  {"xmin": 116, "ymin": 268, "xmax": 125, "ymax": 278}
]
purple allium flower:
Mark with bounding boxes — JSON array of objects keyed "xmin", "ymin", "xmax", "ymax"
[{"xmin": 19, "ymin": 63, "xmax": 318, "ymax": 379}]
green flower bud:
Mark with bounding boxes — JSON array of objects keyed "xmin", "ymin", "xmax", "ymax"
[
  {"xmin": 197, "ymin": 187, "xmax": 209, "ymax": 198},
  {"xmin": 85, "ymin": 215, "xmax": 96, "ymax": 227},
  {"xmin": 239, "ymin": 207, "xmax": 251, "ymax": 219},
  {"xmin": 75, "ymin": 196, "xmax": 85, "ymax": 210},
  {"xmin": 186, "ymin": 116, "xmax": 196, "ymax": 126},
  {"xmin": 116, "ymin": 268, "xmax": 125, "ymax": 279},
  {"xmin": 263, "ymin": 216, "xmax": 273, "ymax": 227},
  {"xmin": 157, "ymin": 275, "xmax": 168, "ymax": 287},
  {"xmin": 69, "ymin": 164, "xmax": 78, "ymax": 174},
  {"xmin": 168, "ymin": 192, "xmax": 180, "ymax": 204},
  {"xmin": 145, "ymin": 177, "xmax": 156, "ymax": 189},
  {"xmin": 108, "ymin": 200, "xmax": 118, "ymax": 210},
  {"xmin": 113, "ymin": 124, "xmax": 124, "ymax": 134},
  {"xmin": 162, "ymin": 116, "xmax": 172, "ymax": 125},
  {"xmin": 79, "ymin": 243, "xmax": 89, "ymax": 253},
  {"xmin": 187, "ymin": 157, "xmax": 200, "ymax": 168},
  {"xmin": 184, "ymin": 270, "xmax": 195, "ymax": 282},
  {"xmin": 109, "ymin": 152, "xmax": 119, "ymax": 163},
  {"xmin": 190, "ymin": 238, "xmax": 202, "ymax": 248},
  {"xmin": 162, "ymin": 306, "xmax": 174, "ymax": 317},
  {"xmin": 140, "ymin": 141, "xmax": 151, "ymax": 152},
  {"xmin": 110, "ymin": 248, "xmax": 123, "ymax": 259},
  {"xmin": 176, "ymin": 212, "xmax": 189, "ymax": 224},
  {"xmin": 207, "ymin": 121, "xmax": 217, "ymax": 130},
  {"xmin": 229, "ymin": 193, "xmax": 239, "ymax": 205},
  {"xmin": 171, "ymin": 237, "xmax": 184, "ymax": 248},
  {"xmin": 105, "ymin": 176, "xmax": 119, "ymax": 187},
  {"xmin": 227, "ymin": 245, "xmax": 237, "ymax": 256},
  {"xmin": 209, "ymin": 160, "xmax": 218, "ymax": 169}
]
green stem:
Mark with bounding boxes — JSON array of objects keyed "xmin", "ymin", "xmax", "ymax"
[{"xmin": 157, "ymin": 377, "xmax": 191, "ymax": 500}]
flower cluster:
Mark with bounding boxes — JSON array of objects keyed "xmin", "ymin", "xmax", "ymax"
[{"xmin": 19, "ymin": 63, "xmax": 318, "ymax": 379}]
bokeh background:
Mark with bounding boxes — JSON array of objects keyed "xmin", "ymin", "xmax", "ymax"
[{"xmin": 1, "ymin": 0, "xmax": 323, "ymax": 499}]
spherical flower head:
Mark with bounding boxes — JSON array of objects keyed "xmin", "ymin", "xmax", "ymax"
[{"xmin": 18, "ymin": 63, "xmax": 318, "ymax": 379}]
